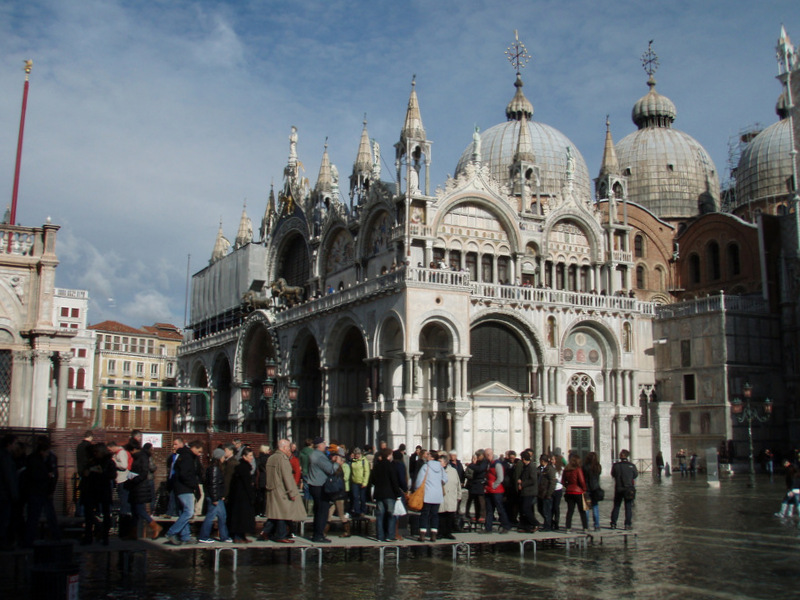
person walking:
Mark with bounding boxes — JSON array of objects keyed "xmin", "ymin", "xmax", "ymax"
[
  {"xmin": 610, "ymin": 449, "xmax": 638, "ymax": 530},
  {"xmin": 484, "ymin": 447, "xmax": 514, "ymax": 533},
  {"xmin": 370, "ymin": 447, "xmax": 402, "ymax": 542},
  {"xmin": 537, "ymin": 454, "xmax": 557, "ymax": 531},
  {"xmin": 126, "ymin": 443, "xmax": 162, "ymax": 540},
  {"xmin": 415, "ymin": 450, "xmax": 448, "ymax": 542},
  {"xmin": 439, "ymin": 454, "xmax": 461, "ymax": 539},
  {"xmin": 583, "ymin": 452, "xmax": 603, "ymax": 530},
  {"xmin": 80, "ymin": 442, "xmax": 115, "ymax": 546},
  {"xmin": 261, "ymin": 439, "xmax": 305, "ymax": 543},
  {"xmin": 228, "ymin": 447, "xmax": 257, "ymax": 543},
  {"xmin": 166, "ymin": 440, "xmax": 204, "ymax": 545},
  {"xmin": 75, "ymin": 430, "xmax": 93, "ymax": 517},
  {"xmin": 350, "ymin": 447, "xmax": 370, "ymax": 518},
  {"xmin": 198, "ymin": 448, "xmax": 231, "ymax": 543},
  {"xmin": 562, "ymin": 453, "xmax": 589, "ymax": 532},
  {"xmin": 517, "ymin": 450, "xmax": 540, "ymax": 532},
  {"xmin": 306, "ymin": 437, "xmax": 340, "ymax": 543},
  {"xmin": 465, "ymin": 451, "xmax": 488, "ymax": 525}
]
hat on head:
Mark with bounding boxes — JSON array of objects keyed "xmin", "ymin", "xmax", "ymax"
[
  {"xmin": 312, "ymin": 437, "xmax": 324, "ymax": 445},
  {"xmin": 337, "ymin": 448, "xmax": 346, "ymax": 457},
  {"xmin": 212, "ymin": 448, "xmax": 225, "ymax": 460}
]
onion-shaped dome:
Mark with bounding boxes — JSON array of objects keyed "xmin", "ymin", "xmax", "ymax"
[
  {"xmin": 734, "ymin": 116, "xmax": 794, "ymax": 207},
  {"xmin": 455, "ymin": 74, "xmax": 591, "ymax": 198},
  {"xmin": 615, "ymin": 78, "xmax": 719, "ymax": 219}
]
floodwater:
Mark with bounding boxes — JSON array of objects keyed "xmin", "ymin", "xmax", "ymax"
[{"xmin": 11, "ymin": 472, "xmax": 800, "ymax": 599}]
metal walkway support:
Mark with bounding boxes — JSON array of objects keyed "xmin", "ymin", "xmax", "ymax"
[
  {"xmin": 519, "ymin": 539, "xmax": 537, "ymax": 558},
  {"xmin": 212, "ymin": 547, "xmax": 238, "ymax": 572},
  {"xmin": 300, "ymin": 546, "xmax": 323, "ymax": 568},
  {"xmin": 452, "ymin": 542, "xmax": 471, "ymax": 562},
  {"xmin": 379, "ymin": 545, "xmax": 400, "ymax": 568}
]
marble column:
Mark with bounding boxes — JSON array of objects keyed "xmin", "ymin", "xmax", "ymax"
[
  {"xmin": 553, "ymin": 414, "xmax": 565, "ymax": 453},
  {"xmin": 56, "ymin": 353, "xmax": 71, "ymax": 429},
  {"xmin": 614, "ymin": 414, "xmax": 626, "ymax": 456},
  {"xmin": 533, "ymin": 410, "xmax": 543, "ymax": 455},
  {"xmin": 629, "ymin": 413, "xmax": 640, "ymax": 460},
  {"xmin": 31, "ymin": 350, "xmax": 52, "ymax": 428},
  {"xmin": 403, "ymin": 354, "xmax": 413, "ymax": 400},
  {"xmin": 10, "ymin": 350, "xmax": 32, "ymax": 427}
]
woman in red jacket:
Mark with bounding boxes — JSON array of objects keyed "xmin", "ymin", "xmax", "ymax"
[{"xmin": 561, "ymin": 453, "xmax": 588, "ymax": 531}]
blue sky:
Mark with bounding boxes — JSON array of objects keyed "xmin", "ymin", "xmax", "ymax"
[{"xmin": 0, "ymin": 1, "xmax": 796, "ymax": 328}]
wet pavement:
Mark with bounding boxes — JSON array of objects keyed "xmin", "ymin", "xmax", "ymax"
[{"xmin": 6, "ymin": 471, "xmax": 800, "ymax": 599}]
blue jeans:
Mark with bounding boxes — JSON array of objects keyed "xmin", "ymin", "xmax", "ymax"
[
  {"xmin": 485, "ymin": 492, "xmax": 512, "ymax": 532},
  {"xmin": 419, "ymin": 502, "xmax": 440, "ymax": 533},
  {"xmin": 351, "ymin": 483, "xmax": 367, "ymax": 515},
  {"xmin": 167, "ymin": 492, "xmax": 195, "ymax": 541},
  {"xmin": 131, "ymin": 502, "xmax": 153, "ymax": 534},
  {"xmin": 375, "ymin": 498, "xmax": 396, "ymax": 541},
  {"xmin": 116, "ymin": 481, "xmax": 131, "ymax": 515},
  {"xmin": 199, "ymin": 499, "xmax": 229, "ymax": 541},
  {"xmin": 587, "ymin": 503, "xmax": 600, "ymax": 528}
]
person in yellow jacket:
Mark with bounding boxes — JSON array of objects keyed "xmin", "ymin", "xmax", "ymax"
[{"xmin": 350, "ymin": 447, "xmax": 371, "ymax": 517}]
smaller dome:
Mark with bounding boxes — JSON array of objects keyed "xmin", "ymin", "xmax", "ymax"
[
  {"xmin": 734, "ymin": 117, "xmax": 794, "ymax": 207},
  {"xmin": 506, "ymin": 74, "xmax": 533, "ymax": 121},
  {"xmin": 632, "ymin": 80, "xmax": 677, "ymax": 129}
]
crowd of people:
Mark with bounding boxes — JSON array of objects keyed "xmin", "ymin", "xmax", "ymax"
[{"xmin": 0, "ymin": 429, "xmax": 641, "ymax": 548}]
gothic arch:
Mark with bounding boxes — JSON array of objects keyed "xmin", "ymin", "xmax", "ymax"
[
  {"xmin": 561, "ymin": 319, "xmax": 621, "ymax": 371},
  {"xmin": 234, "ymin": 310, "xmax": 278, "ymax": 383},
  {"xmin": 433, "ymin": 194, "xmax": 522, "ymax": 254}
]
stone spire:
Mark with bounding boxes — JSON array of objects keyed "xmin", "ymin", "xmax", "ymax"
[
  {"xmin": 234, "ymin": 201, "xmax": 253, "ymax": 250},
  {"xmin": 394, "ymin": 77, "xmax": 433, "ymax": 196},
  {"xmin": 513, "ymin": 113, "xmax": 535, "ymax": 163},
  {"xmin": 315, "ymin": 139, "xmax": 333, "ymax": 194},
  {"xmin": 400, "ymin": 76, "xmax": 426, "ymax": 140},
  {"xmin": 350, "ymin": 117, "xmax": 373, "ymax": 206},
  {"xmin": 210, "ymin": 219, "xmax": 230, "ymax": 264},
  {"xmin": 260, "ymin": 184, "xmax": 276, "ymax": 242},
  {"xmin": 598, "ymin": 116, "xmax": 620, "ymax": 177}
]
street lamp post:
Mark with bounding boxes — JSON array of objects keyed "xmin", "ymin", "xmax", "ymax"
[
  {"xmin": 262, "ymin": 359, "xmax": 300, "ymax": 444},
  {"xmin": 731, "ymin": 381, "xmax": 772, "ymax": 486}
]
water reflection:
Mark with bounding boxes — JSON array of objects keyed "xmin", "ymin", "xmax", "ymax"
[{"xmin": 9, "ymin": 474, "xmax": 800, "ymax": 599}]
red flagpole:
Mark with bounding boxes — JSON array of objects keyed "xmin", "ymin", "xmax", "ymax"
[{"xmin": 8, "ymin": 60, "xmax": 32, "ymax": 249}]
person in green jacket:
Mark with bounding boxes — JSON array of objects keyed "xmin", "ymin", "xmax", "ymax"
[{"xmin": 350, "ymin": 447, "xmax": 371, "ymax": 517}]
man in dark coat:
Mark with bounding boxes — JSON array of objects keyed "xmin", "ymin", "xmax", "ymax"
[
  {"xmin": 537, "ymin": 454, "xmax": 557, "ymax": 531},
  {"xmin": 166, "ymin": 440, "xmax": 204, "ymax": 545},
  {"xmin": 370, "ymin": 447, "xmax": 403, "ymax": 542},
  {"xmin": 227, "ymin": 447, "xmax": 257, "ymax": 543},
  {"xmin": 610, "ymin": 449, "xmax": 639, "ymax": 530}
]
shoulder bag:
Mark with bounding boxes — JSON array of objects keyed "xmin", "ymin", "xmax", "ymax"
[{"xmin": 406, "ymin": 468, "xmax": 428, "ymax": 511}]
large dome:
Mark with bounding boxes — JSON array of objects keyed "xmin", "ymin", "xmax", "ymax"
[
  {"xmin": 455, "ymin": 119, "xmax": 591, "ymax": 199},
  {"xmin": 615, "ymin": 81, "xmax": 719, "ymax": 220},
  {"xmin": 734, "ymin": 117, "xmax": 794, "ymax": 207}
]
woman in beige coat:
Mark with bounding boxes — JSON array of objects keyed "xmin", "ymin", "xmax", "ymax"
[
  {"xmin": 438, "ymin": 455, "xmax": 461, "ymax": 539},
  {"xmin": 261, "ymin": 439, "xmax": 306, "ymax": 543}
]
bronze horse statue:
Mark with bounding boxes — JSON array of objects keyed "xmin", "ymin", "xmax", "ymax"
[{"xmin": 270, "ymin": 277, "xmax": 304, "ymax": 307}]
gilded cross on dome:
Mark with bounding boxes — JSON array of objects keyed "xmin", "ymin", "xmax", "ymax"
[
  {"xmin": 505, "ymin": 30, "xmax": 531, "ymax": 74},
  {"xmin": 641, "ymin": 40, "xmax": 659, "ymax": 84}
]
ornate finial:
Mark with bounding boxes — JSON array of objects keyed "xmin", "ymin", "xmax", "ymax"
[
  {"xmin": 606, "ymin": 114, "xmax": 610, "ymax": 129},
  {"xmin": 505, "ymin": 30, "xmax": 531, "ymax": 75},
  {"xmin": 641, "ymin": 40, "xmax": 659, "ymax": 86},
  {"xmin": 412, "ymin": 74, "xmax": 416, "ymax": 87},
  {"xmin": 324, "ymin": 136, "xmax": 328, "ymax": 151},
  {"xmin": 23, "ymin": 59, "xmax": 33, "ymax": 81},
  {"xmin": 363, "ymin": 113, "xmax": 367, "ymax": 127}
]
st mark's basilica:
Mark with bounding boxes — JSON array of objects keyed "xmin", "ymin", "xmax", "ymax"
[{"xmin": 179, "ymin": 32, "xmax": 800, "ymax": 473}]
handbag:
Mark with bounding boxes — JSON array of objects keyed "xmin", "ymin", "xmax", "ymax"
[
  {"xmin": 406, "ymin": 469, "xmax": 428, "ymax": 511},
  {"xmin": 593, "ymin": 487, "xmax": 605, "ymax": 502},
  {"xmin": 394, "ymin": 497, "xmax": 407, "ymax": 517},
  {"xmin": 582, "ymin": 492, "xmax": 592, "ymax": 511},
  {"xmin": 624, "ymin": 486, "xmax": 636, "ymax": 501},
  {"xmin": 323, "ymin": 470, "xmax": 345, "ymax": 500}
]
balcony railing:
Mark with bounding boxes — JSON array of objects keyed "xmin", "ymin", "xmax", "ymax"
[
  {"xmin": 655, "ymin": 293, "xmax": 768, "ymax": 319},
  {"xmin": 470, "ymin": 283, "xmax": 649, "ymax": 313}
]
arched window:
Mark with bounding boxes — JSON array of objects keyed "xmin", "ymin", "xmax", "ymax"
[
  {"xmin": 640, "ymin": 391, "xmax": 650, "ymax": 428},
  {"xmin": 567, "ymin": 265, "xmax": 577, "ymax": 291},
  {"xmin": 707, "ymin": 241, "xmax": 721, "ymax": 280},
  {"xmin": 689, "ymin": 253, "xmax": 701, "ymax": 284},
  {"xmin": 727, "ymin": 243, "xmax": 741, "ymax": 277},
  {"xmin": 555, "ymin": 264, "xmax": 565, "ymax": 290},
  {"xmin": 636, "ymin": 265, "xmax": 646, "ymax": 289},
  {"xmin": 566, "ymin": 374, "xmax": 595, "ymax": 414},
  {"xmin": 76, "ymin": 368, "xmax": 86, "ymax": 390},
  {"xmin": 634, "ymin": 234, "xmax": 644, "ymax": 258},
  {"xmin": 68, "ymin": 368, "xmax": 75, "ymax": 389},
  {"xmin": 655, "ymin": 265, "xmax": 666, "ymax": 291}
]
